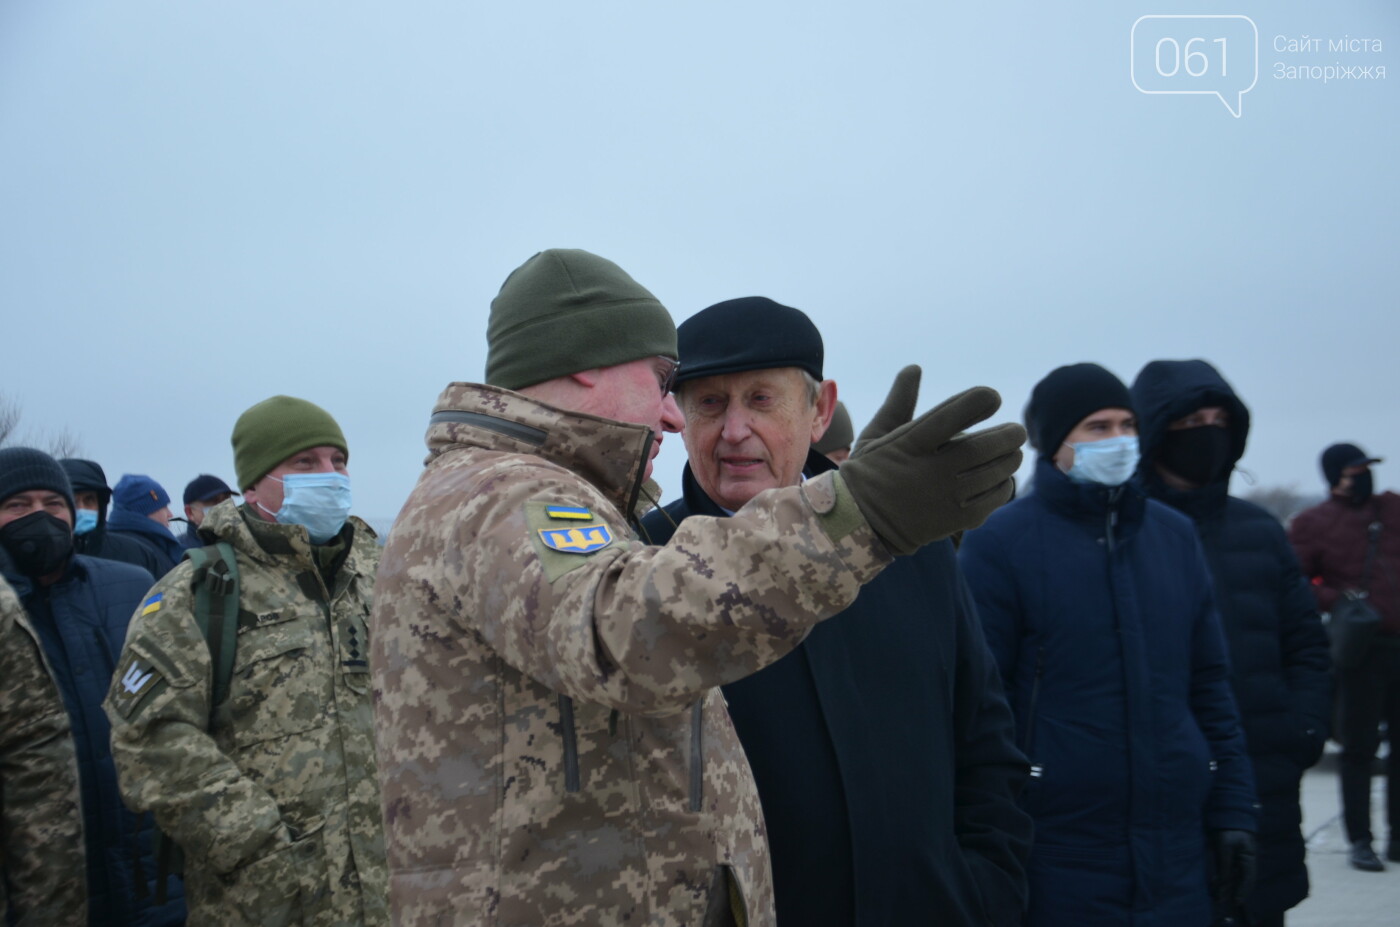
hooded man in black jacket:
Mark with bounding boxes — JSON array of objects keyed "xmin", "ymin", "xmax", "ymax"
[
  {"xmin": 1132, "ymin": 359, "xmax": 1330, "ymax": 927},
  {"xmin": 61, "ymin": 458, "xmax": 166, "ymax": 577},
  {"xmin": 640, "ymin": 297, "xmax": 1032, "ymax": 927}
]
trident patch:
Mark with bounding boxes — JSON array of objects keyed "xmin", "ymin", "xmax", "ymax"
[
  {"xmin": 539, "ymin": 524, "xmax": 614, "ymax": 554},
  {"xmin": 122, "ymin": 662, "xmax": 155, "ymax": 696}
]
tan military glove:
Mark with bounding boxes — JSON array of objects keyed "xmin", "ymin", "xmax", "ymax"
[{"xmin": 841, "ymin": 374, "xmax": 1025, "ymax": 555}]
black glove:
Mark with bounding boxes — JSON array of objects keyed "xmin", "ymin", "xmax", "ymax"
[
  {"xmin": 853, "ymin": 364, "xmax": 922, "ymax": 451},
  {"xmin": 840, "ymin": 383, "xmax": 1025, "ymax": 555},
  {"xmin": 1211, "ymin": 829, "xmax": 1256, "ymax": 909}
]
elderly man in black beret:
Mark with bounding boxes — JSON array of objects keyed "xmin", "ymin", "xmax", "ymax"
[{"xmin": 641, "ymin": 297, "xmax": 1032, "ymax": 927}]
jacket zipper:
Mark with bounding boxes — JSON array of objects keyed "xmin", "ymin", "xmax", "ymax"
[
  {"xmin": 558, "ymin": 694, "xmax": 580, "ymax": 793},
  {"xmin": 623, "ymin": 428, "xmax": 655, "ymax": 526},
  {"xmin": 1105, "ymin": 486, "xmax": 1122, "ymax": 553},
  {"xmin": 689, "ymin": 700, "xmax": 704, "ymax": 812},
  {"xmin": 1024, "ymin": 646, "xmax": 1045, "ymax": 778}
]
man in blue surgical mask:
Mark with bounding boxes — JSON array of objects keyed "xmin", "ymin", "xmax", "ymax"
[
  {"xmin": 103, "ymin": 395, "xmax": 389, "ymax": 926},
  {"xmin": 959, "ymin": 363, "xmax": 1259, "ymax": 927}
]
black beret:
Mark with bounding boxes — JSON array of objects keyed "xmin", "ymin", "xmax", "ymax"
[{"xmin": 674, "ymin": 297, "xmax": 823, "ymax": 388}]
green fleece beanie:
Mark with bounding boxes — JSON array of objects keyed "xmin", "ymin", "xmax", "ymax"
[
  {"xmin": 814, "ymin": 401, "xmax": 854, "ymax": 455},
  {"xmin": 232, "ymin": 396, "xmax": 349, "ymax": 490},
  {"xmin": 485, "ymin": 249, "xmax": 678, "ymax": 391}
]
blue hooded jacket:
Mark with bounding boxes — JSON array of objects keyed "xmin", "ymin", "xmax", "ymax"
[
  {"xmin": 959, "ymin": 458, "xmax": 1257, "ymax": 927},
  {"xmin": 2, "ymin": 551, "xmax": 185, "ymax": 926},
  {"xmin": 105, "ymin": 508, "xmax": 184, "ymax": 580}
]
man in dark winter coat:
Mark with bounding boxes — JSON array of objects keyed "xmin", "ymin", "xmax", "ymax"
[
  {"xmin": 176, "ymin": 473, "xmax": 238, "ymax": 549},
  {"xmin": 0, "ymin": 447, "xmax": 185, "ymax": 926},
  {"xmin": 959, "ymin": 363, "xmax": 1258, "ymax": 927},
  {"xmin": 641, "ymin": 297, "xmax": 1032, "ymax": 927},
  {"xmin": 1289, "ymin": 443, "xmax": 1400, "ymax": 871},
  {"xmin": 62, "ymin": 458, "xmax": 167, "ymax": 576},
  {"xmin": 1132, "ymin": 359, "xmax": 1330, "ymax": 926},
  {"xmin": 106, "ymin": 474, "xmax": 184, "ymax": 579}
]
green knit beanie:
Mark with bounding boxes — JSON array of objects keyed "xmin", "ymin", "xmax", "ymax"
[
  {"xmin": 485, "ymin": 249, "xmax": 678, "ymax": 390},
  {"xmin": 232, "ymin": 396, "xmax": 349, "ymax": 490},
  {"xmin": 814, "ymin": 401, "xmax": 854, "ymax": 455}
]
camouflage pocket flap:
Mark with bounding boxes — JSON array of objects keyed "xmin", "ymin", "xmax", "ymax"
[{"xmin": 235, "ymin": 616, "xmax": 316, "ymax": 670}]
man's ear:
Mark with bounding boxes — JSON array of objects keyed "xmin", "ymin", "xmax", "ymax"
[
  {"xmin": 569, "ymin": 369, "xmax": 600, "ymax": 388},
  {"xmin": 810, "ymin": 379, "xmax": 838, "ymax": 443}
]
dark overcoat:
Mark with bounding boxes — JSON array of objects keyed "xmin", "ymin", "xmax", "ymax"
[{"xmin": 641, "ymin": 451, "xmax": 1032, "ymax": 927}]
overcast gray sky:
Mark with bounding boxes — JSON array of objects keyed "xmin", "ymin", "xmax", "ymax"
[{"xmin": 2, "ymin": 1, "xmax": 1396, "ymax": 528}]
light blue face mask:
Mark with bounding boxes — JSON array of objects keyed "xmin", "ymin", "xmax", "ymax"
[
  {"xmin": 1064, "ymin": 435, "xmax": 1140, "ymax": 487},
  {"xmin": 73, "ymin": 508, "xmax": 99, "ymax": 536},
  {"xmin": 258, "ymin": 472, "xmax": 352, "ymax": 544}
]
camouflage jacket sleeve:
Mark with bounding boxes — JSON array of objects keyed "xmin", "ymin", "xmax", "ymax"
[
  {"xmin": 103, "ymin": 564, "xmax": 291, "ymax": 874},
  {"xmin": 424, "ymin": 461, "xmax": 890, "ymax": 716},
  {"xmin": 0, "ymin": 578, "xmax": 87, "ymax": 926}
]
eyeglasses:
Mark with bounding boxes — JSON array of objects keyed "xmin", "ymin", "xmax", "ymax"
[{"xmin": 655, "ymin": 356, "xmax": 680, "ymax": 395}]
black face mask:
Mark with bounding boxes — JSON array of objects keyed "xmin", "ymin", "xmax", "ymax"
[
  {"xmin": 1157, "ymin": 426, "xmax": 1233, "ymax": 488},
  {"xmin": 1346, "ymin": 469, "xmax": 1374, "ymax": 505},
  {"xmin": 0, "ymin": 511, "xmax": 75, "ymax": 578}
]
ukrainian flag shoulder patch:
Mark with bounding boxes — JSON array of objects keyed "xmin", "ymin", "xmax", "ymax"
[
  {"xmin": 140, "ymin": 593, "xmax": 163, "ymax": 616},
  {"xmin": 544, "ymin": 505, "xmax": 594, "ymax": 521},
  {"xmin": 539, "ymin": 524, "xmax": 614, "ymax": 554}
]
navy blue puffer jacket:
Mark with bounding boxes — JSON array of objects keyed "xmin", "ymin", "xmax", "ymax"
[
  {"xmin": 1132, "ymin": 359, "xmax": 1330, "ymax": 920},
  {"xmin": 960, "ymin": 459, "xmax": 1257, "ymax": 927}
]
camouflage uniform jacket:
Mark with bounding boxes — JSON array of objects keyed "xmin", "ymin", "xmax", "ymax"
[
  {"xmin": 103, "ymin": 503, "xmax": 388, "ymax": 927},
  {"xmin": 371, "ymin": 383, "xmax": 892, "ymax": 926},
  {"xmin": 0, "ymin": 575, "xmax": 86, "ymax": 926}
]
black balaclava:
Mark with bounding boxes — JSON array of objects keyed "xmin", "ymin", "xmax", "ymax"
[
  {"xmin": 1157, "ymin": 426, "xmax": 1233, "ymax": 487},
  {"xmin": 1346, "ymin": 469, "xmax": 1375, "ymax": 506}
]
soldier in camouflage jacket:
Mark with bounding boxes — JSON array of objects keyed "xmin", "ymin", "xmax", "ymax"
[
  {"xmin": 372, "ymin": 381, "xmax": 892, "ymax": 926},
  {"xmin": 0, "ymin": 574, "xmax": 86, "ymax": 925},
  {"xmin": 370, "ymin": 250, "xmax": 1025, "ymax": 926},
  {"xmin": 104, "ymin": 397, "xmax": 388, "ymax": 927}
]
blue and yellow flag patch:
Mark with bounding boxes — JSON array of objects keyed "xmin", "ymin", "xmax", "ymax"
[
  {"xmin": 544, "ymin": 505, "xmax": 594, "ymax": 521},
  {"xmin": 140, "ymin": 593, "xmax": 163, "ymax": 616},
  {"xmin": 539, "ymin": 524, "xmax": 614, "ymax": 554}
]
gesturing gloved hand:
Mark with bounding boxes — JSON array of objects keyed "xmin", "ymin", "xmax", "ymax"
[
  {"xmin": 839, "ymin": 384, "xmax": 1025, "ymax": 555},
  {"xmin": 854, "ymin": 364, "xmax": 923, "ymax": 450},
  {"xmin": 1211, "ymin": 829, "xmax": 1257, "ymax": 909}
]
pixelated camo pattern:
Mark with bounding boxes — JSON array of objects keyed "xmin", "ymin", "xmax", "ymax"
[
  {"xmin": 371, "ymin": 383, "xmax": 890, "ymax": 926},
  {"xmin": 0, "ymin": 575, "xmax": 87, "ymax": 924},
  {"xmin": 104, "ymin": 503, "xmax": 388, "ymax": 926}
]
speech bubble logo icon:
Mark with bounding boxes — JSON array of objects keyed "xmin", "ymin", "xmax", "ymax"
[{"xmin": 1131, "ymin": 15, "xmax": 1258, "ymax": 117}]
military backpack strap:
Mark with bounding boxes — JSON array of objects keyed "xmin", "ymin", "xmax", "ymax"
[{"xmin": 188, "ymin": 541, "xmax": 242, "ymax": 716}]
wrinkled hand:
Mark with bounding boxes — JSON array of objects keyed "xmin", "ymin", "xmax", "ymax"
[
  {"xmin": 840, "ymin": 386, "xmax": 1025, "ymax": 555},
  {"xmin": 853, "ymin": 365, "xmax": 922, "ymax": 451},
  {"xmin": 1212, "ymin": 829, "xmax": 1257, "ymax": 909}
]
